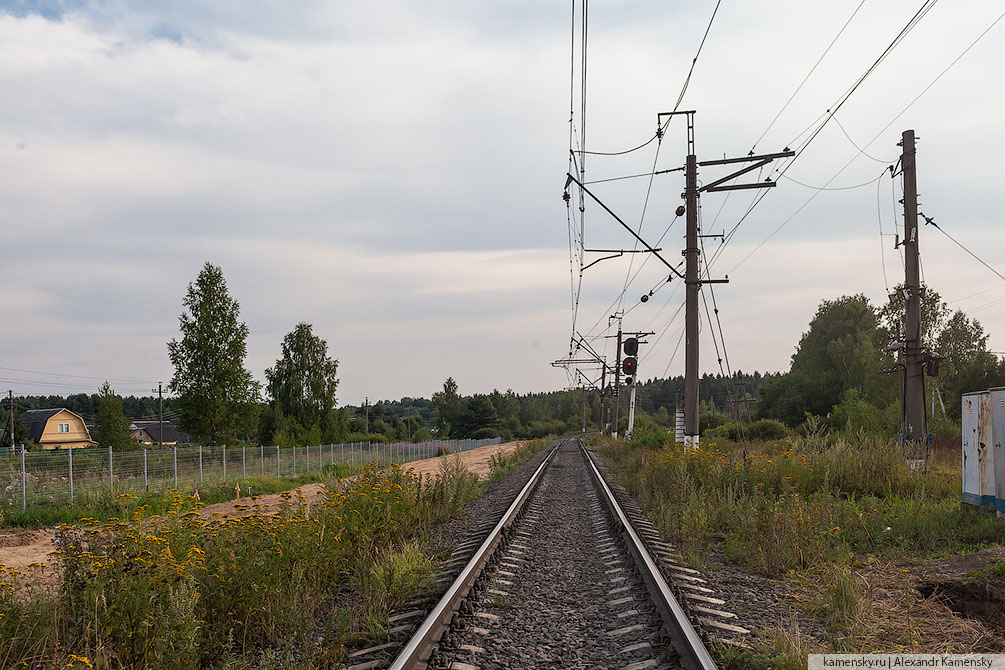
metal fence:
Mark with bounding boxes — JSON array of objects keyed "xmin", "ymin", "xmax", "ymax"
[{"xmin": 1, "ymin": 437, "xmax": 503, "ymax": 511}]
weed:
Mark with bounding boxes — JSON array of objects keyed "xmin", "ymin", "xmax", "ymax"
[
  {"xmin": 0, "ymin": 459, "xmax": 482, "ymax": 669},
  {"xmin": 486, "ymin": 440, "xmax": 547, "ymax": 484}
]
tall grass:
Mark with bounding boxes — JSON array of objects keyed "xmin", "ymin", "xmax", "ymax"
[
  {"xmin": 486, "ymin": 439, "xmax": 547, "ymax": 484},
  {"xmin": 0, "ymin": 460, "xmax": 479, "ymax": 669},
  {"xmin": 600, "ymin": 435, "xmax": 1005, "ymax": 575}
]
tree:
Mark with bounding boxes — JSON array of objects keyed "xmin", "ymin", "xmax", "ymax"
[
  {"xmin": 95, "ymin": 381, "xmax": 133, "ymax": 449},
  {"xmin": 878, "ymin": 283, "xmax": 950, "ymax": 346},
  {"xmin": 935, "ymin": 310, "xmax": 1002, "ymax": 420},
  {"xmin": 168, "ymin": 262, "xmax": 260, "ymax": 445},
  {"xmin": 265, "ymin": 322, "xmax": 339, "ymax": 441},
  {"xmin": 759, "ymin": 295, "xmax": 893, "ymax": 426},
  {"xmin": 431, "ymin": 377, "xmax": 463, "ymax": 437}
]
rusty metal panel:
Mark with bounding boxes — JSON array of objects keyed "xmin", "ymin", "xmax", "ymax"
[{"xmin": 962, "ymin": 392, "xmax": 993, "ymax": 507}]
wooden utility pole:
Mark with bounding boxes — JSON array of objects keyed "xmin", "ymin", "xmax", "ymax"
[
  {"xmin": 901, "ymin": 129, "xmax": 925, "ymax": 446},
  {"xmin": 666, "ymin": 108, "xmax": 792, "ymax": 448}
]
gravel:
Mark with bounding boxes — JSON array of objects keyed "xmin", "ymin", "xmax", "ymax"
[{"xmin": 434, "ymin": 437, "xmax": 681, "ymax": 670}]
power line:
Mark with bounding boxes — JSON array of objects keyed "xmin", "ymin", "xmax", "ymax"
[
  {"xmin": 706, "ymin": 0, "xmax": 953, "ymax": 274},
  {"xmin": 0, "ymin": 366, "xmax": 160, "ymax": 384},
  {"xmin": 781, "ymin": 171, "xmax": 884, "ymax": 192},
  {"xmin": 921, "ymin": 212, "xmax": 1005, "ymax": 284},
  {"xmin": 750, "ymin": 0, "xmax": 867, "ymax": 153}
]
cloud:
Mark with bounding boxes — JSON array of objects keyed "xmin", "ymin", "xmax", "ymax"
[{"xmin": 1, "ymin": 2, "xmax": 1004, "ymax": 405}]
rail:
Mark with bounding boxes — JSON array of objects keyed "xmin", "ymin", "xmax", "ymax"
[
  {"xmin": 580, "ymin": 437, "xmax": 718, "ymax": 670},
  {"xmin": 387, "ymin": 441, "xmax": 560, "ymax": 670}
]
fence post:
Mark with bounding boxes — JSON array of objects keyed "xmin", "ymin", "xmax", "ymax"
[
  {"xmin": 341, "ymin": 442, "xmax": 344, "ymax": 465},
  {"xmin": 144, "ymin": 448, "xmax": 148, "ymax": 491},
  {"xmin": 261, "ymin": 444, "xmax": 265, "ymax": 477},
  {"xmin": 199, "ymin": 445, "xmax": 203, "ymax": 487},
  {"xmin": 173, "ymin": 446, "xmax": 178, "ymax": 488},
  {"xmin": 109, "ymin": 444, "xmax": 113, "ymax": 494},
  {"xmin": 243, "ymin": 445, "xmax": 246, "ymax": 479},
  {"xmin": 276, "ymin": 445, "xmax": 280, "ymax": 477},
  {"xmin": 223, "ymin": 445, "xmax": 227, "ymax": 482},
  {"xmin": 20, "ymin": 446, "xmax": 26, "ymax": 511},
  {"xmin": 293, "ymin": 445, "xmax": 297, "ymax": 475},
  {"xmin": 306, "ymin": 443, "xmax": 310, "ymax": 472},
  {"xmin": 68, "ymin": 447, "xmax": 74, "ymax": 501}
]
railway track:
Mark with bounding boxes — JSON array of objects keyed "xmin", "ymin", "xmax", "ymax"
[{"xmin": 348, "ymin": 436, "xmax": 745, "ymax": 670}]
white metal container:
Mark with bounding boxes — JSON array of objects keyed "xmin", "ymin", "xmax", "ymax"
[
  {"xmin": 961, "ymin": 391, "xmax": 995, "ymax": 507},
  {"xmin": 990, "ymin": 387, "xmax": 1005, "ymax": 512}
]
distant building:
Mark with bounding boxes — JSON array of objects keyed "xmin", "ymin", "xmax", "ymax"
[
  {"xmin": 22, "ymin": 408, "xmax": 97, "ymax": 450},
  {"xmin": 129, "ymin": 420, "xmax": 192, "ymax": 446}
]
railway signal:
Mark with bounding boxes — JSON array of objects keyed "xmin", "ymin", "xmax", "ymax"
[
  {"xmin": 622, "ymin": 356, "xmax": 637, "ymax": 383},
  {"xmin": 623, "ymin": 337, "xmax": 639, "ymax": 357}
]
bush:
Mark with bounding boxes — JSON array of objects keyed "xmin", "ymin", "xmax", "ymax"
[
  {"xmin": 747, "ymin": 418, "xmax": 790, "ymax": 441},
  {"xmin": 700, "ymin": 412, "xmax": 730, "ymax": 433},
  {"xmin": 829, "ymin": 389, "xmax": 889, "ymax": 435}
]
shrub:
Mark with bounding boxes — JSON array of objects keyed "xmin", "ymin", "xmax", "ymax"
[{"xmin": 746, "ymin": 418, "xmax": 790, "ymax": 441}]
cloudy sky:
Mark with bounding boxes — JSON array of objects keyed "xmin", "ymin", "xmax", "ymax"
[{"xmin": 1, "ymin": 1, "xmax": 1003, "ymax": 407}]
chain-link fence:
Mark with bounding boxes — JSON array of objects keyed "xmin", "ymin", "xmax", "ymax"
[{"xmin": 0, "ymin": 437, "xmax": 502, "ymax": 511}]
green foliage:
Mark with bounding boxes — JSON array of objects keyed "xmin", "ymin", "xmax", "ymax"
[
  {"xmin": 828, "ymin": 388, "xmax": 890, "ymax": 435},
  {"xmin": 95, "ymin": 381, "xmax": 134, "ymax": 449},
  {"xmin": 485, "ymin": 438, "xmax": 547, "ymax": 483},
  {"xmin": 700, "ymin": 411, "xmax": 730, "ymax": 433},
  {"xmin": 0, "ymin": 408, "xmax": 32, "ymax": 450},
  {"xmin": 1, "ymin": 459, "xmax": 481, "ymax": 668},
  {"xmin": 167, "ymin": 263, "xmax": 261, "ymax": 445},
  {"xmin": 705, "ymin": 418, "xmax": 790, "ymax": 442},
  {"xmin": 602, "ymin": 435, "xmax": 1005, "ymax": 577},
  {"xmin": 760, "ymin": 295, "xmax": 893, "ymax": 426},
  {"xmin": 430, "ymin": 377, "xmax": 463, "ymax": 437},
  {"xmin": 265, "ymin": 322, "xmax": 339, "ymax": 442}
]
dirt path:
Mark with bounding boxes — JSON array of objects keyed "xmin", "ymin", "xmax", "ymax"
[{"xmin": 0, "ymin": 440, "xmax": 524, "ymax": 575}]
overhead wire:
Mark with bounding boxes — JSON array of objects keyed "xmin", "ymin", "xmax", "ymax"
[
  {"xmin": 750, "ymin": 0, "xmax": 868, "ymax": 153},
  {"xmin": 921, "ymin": 212, "xmax": 1005, "ymax": 284},
  {"xmin": 877, "ymin": 168, "xmax": 892, "ymax": 294},
  {"xmin": 706, "ymin": 0, "xmax": 947, "ymax": 274}
]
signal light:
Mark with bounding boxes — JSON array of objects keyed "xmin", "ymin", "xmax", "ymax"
[
  {"xmin": 623, "ymin": 356, "xmax": 637, "ymax": 376},
  {"xmin": 623, "ymin": 337, "xmax": 639, "ymax": 357}
]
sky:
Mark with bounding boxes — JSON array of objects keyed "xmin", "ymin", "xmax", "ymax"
[{"xmin": 1, "ymin": 0, "xmax": 1004, "ymax": 407}]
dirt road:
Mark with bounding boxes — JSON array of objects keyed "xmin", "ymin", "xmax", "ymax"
[{"xmin": 0, "ymin": 440, "xmax": 524, "ymax": 576}]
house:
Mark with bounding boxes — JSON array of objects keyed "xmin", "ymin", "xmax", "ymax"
[
  {"xmin": 22, "ymin": 408, "xmax": 97, "ymax": 450},
  {"xmin": 129, "ymin": 420, "xmax": 192, "ymax": 446}
]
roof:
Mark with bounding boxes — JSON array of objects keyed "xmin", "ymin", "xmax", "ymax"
[
  {"xmin": 22, "ymin": 408, "xmax": 86, "ymax": 443},
  {"xmin": 130, "ymin": 420, "xmax": 192, "ymax": 444}
]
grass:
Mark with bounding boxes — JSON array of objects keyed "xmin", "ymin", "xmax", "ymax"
[
  {"xmin": 597, "ymin": 433, "xmax": 1005, "ymax": 663},
  {"xmin": 0, "ymin": 457, "xmax": 485, "ymax": 669},
  {"xmin": 485, "ymin": 439, "xmax": 547, "ymax": 484},
  {"xmin": 2, "ymin": 463, "xmax": 358, "ymax": 529}
]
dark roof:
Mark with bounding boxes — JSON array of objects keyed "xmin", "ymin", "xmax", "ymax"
[
  {"xmin": 22, "ymin": 408, "xmax": 68, "ymax": 443},
  {"xmin": 131, "ymin": 420, "xmax": 192, "ymax": 444}
]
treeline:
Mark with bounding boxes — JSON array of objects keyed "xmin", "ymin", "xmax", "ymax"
[{"xmin": 752, "ymin": 290, "xmax": 1003, "ymax": 436}]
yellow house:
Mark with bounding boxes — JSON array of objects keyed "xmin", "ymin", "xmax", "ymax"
[{"xmin": 22, "ymin": 408, "xmax": 97, "ymax": 450}]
